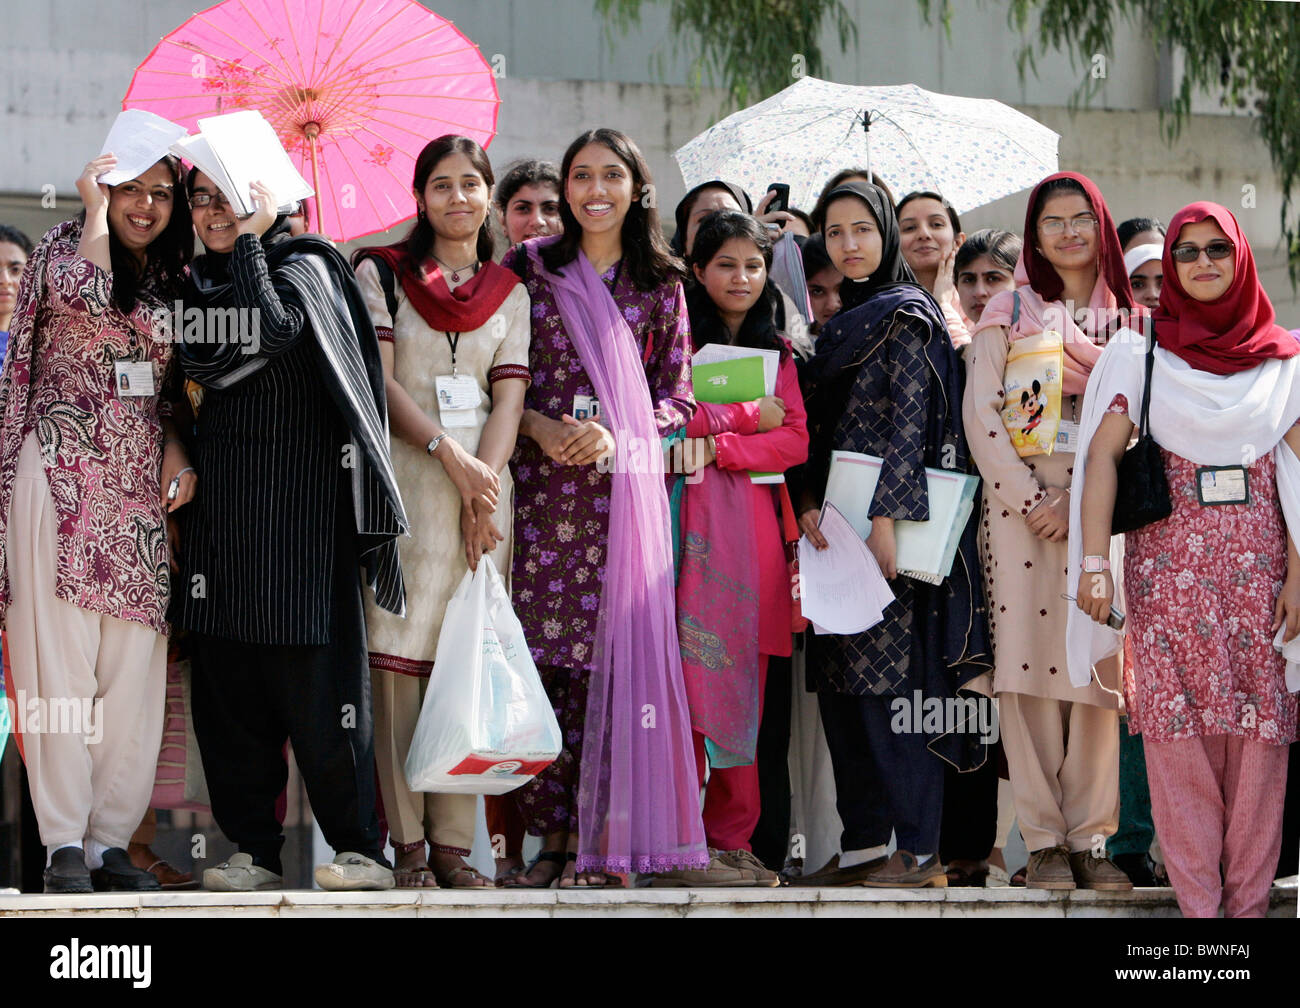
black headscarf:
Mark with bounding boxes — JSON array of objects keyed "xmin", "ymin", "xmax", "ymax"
[
  {"xmin": 819, "ymin": 182, "xmax": 917, "ymax": 313},
  {"xmin": 671, "ymin": 180, "xmax": 753, "ymax": 257}
]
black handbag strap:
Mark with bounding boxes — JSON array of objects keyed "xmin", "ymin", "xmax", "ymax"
[
  {"xmin": 1010, "ymin": 289, "xmax": 1020, "ymax": 327},
  {"xmin": 1137, "ymin": 315, "xmax": 1156, "ymax": 437}
]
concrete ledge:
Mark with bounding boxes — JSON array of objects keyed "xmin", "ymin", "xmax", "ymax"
[{"xmin": 2, "ymin": 881, "xmax": 1293, "ymax": 918}]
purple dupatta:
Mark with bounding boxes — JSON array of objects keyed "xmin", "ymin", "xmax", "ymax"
[{"xmin": 526, "ymin": 238, "xmax": 709, "ymax": 874}]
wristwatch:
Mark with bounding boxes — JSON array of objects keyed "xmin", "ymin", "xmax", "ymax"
[
  {"xmin": 1082, "ymin": 555, "xmax": 1111, "ymax": 573},
  {"xmin": 426, "ymin": 432, "xmax": 448, "ymax": 456}
]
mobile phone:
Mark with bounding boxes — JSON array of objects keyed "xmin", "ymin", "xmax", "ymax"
[{"xmin": 766, "ymin": 183, "xmax": 790, "ymax": 214}]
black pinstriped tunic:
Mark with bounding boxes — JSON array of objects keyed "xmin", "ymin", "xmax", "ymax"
[{"xmin": 173, "ymin": 235, "xmax": 350, "ymax": 645}]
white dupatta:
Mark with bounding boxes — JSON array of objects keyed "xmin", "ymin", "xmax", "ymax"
[{"xmin": 1067, "ymin": 328, "xmax": 1300, "ymax": 692}]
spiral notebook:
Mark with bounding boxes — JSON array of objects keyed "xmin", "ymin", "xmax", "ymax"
[{"xmin": 823, "ymin": 450, "xmax": 978, "ymax": 585}]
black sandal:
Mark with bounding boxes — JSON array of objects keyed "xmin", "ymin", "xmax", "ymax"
[{"xmin": 502, "ymin": 850, "xmax": 568, "ymax": 889}]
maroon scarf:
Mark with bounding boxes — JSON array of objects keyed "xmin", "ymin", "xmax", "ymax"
[
  {"xmin": 356, "ymin": 243, "xmax": 519, "ymax": 332},
  {"xmin": 1021, "ymin": 171, "xmax": 1134, "ymax": 316},
  {"xmin": 1154, "ymin": 201, "xmax": 1299, "ymax": 375}
]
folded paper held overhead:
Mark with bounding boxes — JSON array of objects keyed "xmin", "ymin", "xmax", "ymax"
[{"xmin": 97, "ymin": 109, "xmax": 189, "ymax": 186}]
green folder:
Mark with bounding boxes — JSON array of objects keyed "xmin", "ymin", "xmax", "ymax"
[{"xmin": 691, "ymin": 356, "xmax": 782, "ymax": 484}]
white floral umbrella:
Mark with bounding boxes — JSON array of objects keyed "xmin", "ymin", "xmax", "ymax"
[{"xmin": 675, "ymin": 77, "xmax": 1060, "ymax": 215}]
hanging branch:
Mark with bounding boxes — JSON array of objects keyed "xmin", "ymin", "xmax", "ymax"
[
  {"xmin": 594, "ymin": 0, "xmax": 857, "ymax": 109},
  {"xmin": 919, "ymin": 0, "xmax": 1300, "ymax": 284}
]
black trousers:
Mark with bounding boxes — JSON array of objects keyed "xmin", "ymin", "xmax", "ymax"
[
  {"xmin": 749, "ymin": 653, "xmax": 793, "ymax": 870},
  {"xmin": 939, "ymin": 726, "xmax": 1000, "ymax": 863},
  {"xmin": 817, "ymin": 689, "xmax": 944, "ymax": 856},
  {"xmin": 189, "ymin": 558, "xmax": 382, "ymax": 875}
]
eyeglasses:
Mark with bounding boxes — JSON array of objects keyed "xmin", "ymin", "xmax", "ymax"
[
  {"xmin": 1170, "ymin": 240, "xmax": 1234, "ymax": 263},
  {"xmin": 1038, "ymin": 214, "xmax": 1098, "ymax": 236},
  {"xmin": 190, "ymin": 192, "xmax": 231, "ymax": 209}
]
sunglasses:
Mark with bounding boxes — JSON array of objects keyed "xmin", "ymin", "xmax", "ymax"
[{"xmin": 1170, "ymin": 240, "xmax": 1234, "ymax": 263}]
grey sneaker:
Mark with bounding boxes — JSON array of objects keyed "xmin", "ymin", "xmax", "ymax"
[
  {"xmin": 314, "ymin": 852, "xmax": 395, "ymax": 892},
  {"xmin": 717, "ymin": 848, "xmax": 781, "ymax": 887},
  {"xmin": 1069, "ymin": 850, "xmax": 1135, "ymax": 891},
  {"xmin": 1026, "ymin": 845, "xmax": 1076, "ymax": 891},
  {"xmin": 203, "ymin": 852, "xmax": 283, "ymax": 892}
]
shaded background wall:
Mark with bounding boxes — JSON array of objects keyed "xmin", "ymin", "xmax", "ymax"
[{"xmin": 3, "ymin": 0, "xmax": 1292, "ymax": 321}]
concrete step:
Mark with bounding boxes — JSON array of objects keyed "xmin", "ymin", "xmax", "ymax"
[{"xmin": 2, "ymin": 881, "xmax": 1295, "ymax": 917}]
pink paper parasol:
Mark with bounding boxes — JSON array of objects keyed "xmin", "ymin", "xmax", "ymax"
[{"xmin": 123, "ymin": 0, "xmax": 499, "ymax": 242}]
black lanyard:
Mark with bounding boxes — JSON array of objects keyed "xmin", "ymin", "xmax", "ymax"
[{"xmin": 445, "ymin": 331, "xmax": 460, "ymax": 376}]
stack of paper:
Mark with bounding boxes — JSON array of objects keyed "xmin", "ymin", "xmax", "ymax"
[
  {"xmin": 797, "ymin": 502, "xmax": 893, "ymax": 635},
  {"xmin": 823, "ymin": 450, "xmax": 978, "ymax": 585},
  {"xmin": 691, "ymin": 343, "xmax": 783, "ymax": 484},
  {"xmin": 170, "ymin": 110, "xmax": 313, "ymax": 216}
]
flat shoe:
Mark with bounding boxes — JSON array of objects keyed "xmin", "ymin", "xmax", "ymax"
[
  {"xmin": 315, "ymin": 852, "xmax": 395, "ymax": 892},
  {"xmin": 788, "ymin": 853, "xmax": 887, "ymax": 887},
  {"xmin": 44, "ymin": 847, "xmax": 93, "ymax": 894},
  {"xmin": 203, "ymin": 852, "xmax": 283, "ymax": 892},
  {"xmin": 91, "ymin": 848, "xmax": 161, "ymax": 892}
]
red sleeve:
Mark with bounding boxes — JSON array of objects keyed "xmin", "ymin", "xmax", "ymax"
[
  {"xmin": 685, "ymin": 399, "xmax": 761, "ymax": 437},
  {"xmin": 714, "ymin": 354, "xmax": 809, "ymax": 473}
]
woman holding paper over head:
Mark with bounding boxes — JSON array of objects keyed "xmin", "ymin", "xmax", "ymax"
[
  {"xmin": 351, "ymin": 135, "xmax": 529, "ymax": 889},
  {"xmin": 501, "ymin": 128, "xmax": 739, "ymax": 889},
  {"xmin": 1071, "ymin": 202, "xmax": 1300, "ymax": 917},
  {"xmin": 792, "ymin": 180, "xmax": 991, "ymax": 888},
  {"xmin": 175, "ymin": 161, "xmax": 407, "ymax": 893},
  {"xmin": 964, "ymin": 172, "xmax": 1137, "ymax": 892},
  {"xmin": 672, "ymin": 209, "xmax": 808, "ymax": 884},
  {"xmin": 0, "ymin": 135, "xmax": 194, "ymax": 892}
]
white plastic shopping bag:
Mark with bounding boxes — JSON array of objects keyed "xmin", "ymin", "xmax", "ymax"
[{"xmin": 404, "ymin": 556, "xmax": 561, "ymax": 795}]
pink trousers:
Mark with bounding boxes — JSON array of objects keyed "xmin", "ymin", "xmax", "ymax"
[{"xmin": 1144, "ymin": 733, "xmax": 1288, "ymax": 918}]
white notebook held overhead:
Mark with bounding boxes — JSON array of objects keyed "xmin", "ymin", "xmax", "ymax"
[
  {"xmin": 171, "ymin": 110, "xmax": 313, "ymax": 217},
  {"xmin": 823, "ymin": 450, "xmax": 979, "ymax": 585}
]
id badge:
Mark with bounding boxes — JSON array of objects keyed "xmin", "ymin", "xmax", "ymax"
[
  {"xmin": 114, "ymin": 360, "xmax": 155, "ymax": 397},
  {"xmin": 1196, "ymin": 465, "xmax": 1249, "ymax": 506},
  {"xmin": 435, "ymin": 374, "xmax": 480, "ymax": 428},
  {"xmin": 572, "ymin": 394, "xmax": 601, "ymax": 421},
  {"xmin": 1054, "ymin": 420, "xmax": 1081, "ymax": 455}
]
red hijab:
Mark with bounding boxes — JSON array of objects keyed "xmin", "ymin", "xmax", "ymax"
[
  {"xmin": 1153, "ymin": 201, "xmax": 1298, "ymax": 375},
  {"xmin": 1022, "ymin": 171, "xmax": 1134, "ymax": 314}
]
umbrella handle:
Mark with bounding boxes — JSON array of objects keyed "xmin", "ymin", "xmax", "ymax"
[
  {"xmin": 861, "ymin": 110, "xmax": 871, "ymax": 176},
  {"xmin": 304, "ymin": 122, "xmax": 323, "ymax": 226}
]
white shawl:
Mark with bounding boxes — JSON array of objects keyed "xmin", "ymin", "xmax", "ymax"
[{"xmin": 1066, "ymin": 328, "xmax": 1300, "ymax": 692}]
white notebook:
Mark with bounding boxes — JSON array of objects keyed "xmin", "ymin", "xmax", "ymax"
[{"xmin": 823, "ymin": 450, "xmax": 978, "ymax": 585}]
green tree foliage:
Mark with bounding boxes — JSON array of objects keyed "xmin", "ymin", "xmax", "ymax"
[
  {"xmin": 594, "ymin": 0, "xmax": 856, "ymax": 108},
  {"xmin": 920, "ymin": 0, "xmax": 1300, "ymax": 280}
]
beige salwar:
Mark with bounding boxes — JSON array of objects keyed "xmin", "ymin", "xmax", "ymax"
[
  {"xmin": 371, "ymin": 670, "xmax": 476, "ymax": 852},
  {"xmin": 998, "ymin": 691, "xmax": 1120, "ymax": 852},
  {"xmin": 5, "ymin": 432, "xmax": 166, "ymax": 850}
]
